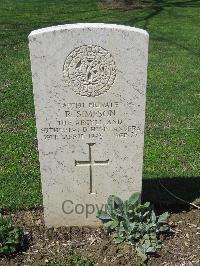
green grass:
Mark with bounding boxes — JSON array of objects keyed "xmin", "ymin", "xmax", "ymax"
[{"xmin": 0, "ymin": 0, "xmax": 200, "ymax": 210}]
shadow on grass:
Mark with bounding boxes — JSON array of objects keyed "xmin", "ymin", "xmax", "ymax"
[
  {"xmin": 126, "ymin": 0, "xmax": 200, "ymax": 29},
  {"xmin": 142, "ymin": 176, "xmax": 200, "ymax": 208},
  {"xmin": 150, "ymin": 34, "xmax": 200, "ymax": 57},
  {"xmin": 1, "ymin": 0, "xmax": 199, "ymax": 47}
]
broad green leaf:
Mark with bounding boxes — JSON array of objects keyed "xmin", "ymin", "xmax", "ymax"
[
  {"xmin": 128, "ymin": 192, "xmax": 141, "ymax": 206},
  {"xmin": 123, "ymin": 200, "xmax": 129, "ymax": 212},
  {"xmin": 146, "ymin": 246, "xmax": 157, "ymax": 253},
  {"xmin": 110, "ymin": 219, "xmax": 119, "ymax": 229},
  {"xmin": 151, "ymin": 210, "xmax": 156, "ymax": 223},
  {"xmin": 158, "ymin": 212, "xmax": 169, "ymax": 223},
  {"xmin": 114, "ymin": 235, "xmax": 125, "ymax": 244},
  {"xmin": 96, "ymin": 211, "xmax": 111, "ymax": 221},
  {"xmin": 136, "ymin": 245, "xmax": 148, "ymax": 262},
  {"xmin": 113, "ymin": 196, "xmax": 123, "ymax": 208},
  {"xmin": 143, "ymin": 234, "xmax": 150, "ymax": 240},
  {"xmin": 158, "ymin": 224, "xmax": 170, "ymax": 232},
  {"xmin": 104, "ymin": 220, "xmax": 114, "ymax": 229},
  {"xmin": 129, "ymin": 222, "xmax": 136, "ymax": 230},
  {"xmin": 143, "ymin": 202, "xmax": 150, "ymax": 208}
]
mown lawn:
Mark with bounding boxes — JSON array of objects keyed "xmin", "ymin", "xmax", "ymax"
[{"xmin": 0, "ymin": 0, "xmax": 199, "ymax": 210}]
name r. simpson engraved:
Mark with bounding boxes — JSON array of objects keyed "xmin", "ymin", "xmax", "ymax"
[{"xmin": 40, "ymin": 100, "xmax": 142, "ymax": 141}]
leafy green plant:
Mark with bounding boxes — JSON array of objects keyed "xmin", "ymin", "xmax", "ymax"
[
  {"xmin": 46, "ymin": 255, "xmax": 94, "ymax": 266},
  {"xmin": 0, "ymin": 214, "xmax": 24, "ymax": 256},
  {"xmin": 96, "ymin": 192, "xmax": 170, "ymax": 263}
]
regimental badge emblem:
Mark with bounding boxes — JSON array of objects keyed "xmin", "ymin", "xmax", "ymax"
[{"xmin": 63, "ymin": 45, "xmax": 116, "ymax": 97}]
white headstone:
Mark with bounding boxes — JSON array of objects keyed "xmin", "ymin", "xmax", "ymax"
[{"xmin": 29, "ymin": 23, "xmax": 149, "ymax": 227}]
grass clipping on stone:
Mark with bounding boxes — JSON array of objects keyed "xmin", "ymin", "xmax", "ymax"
[{"xmin": 96, "ymin": 192, "xmax": 171, "ymax": 263}]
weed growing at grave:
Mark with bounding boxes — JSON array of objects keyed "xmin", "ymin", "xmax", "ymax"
[
  {"xmin": 46, "ymin": 254, "xmax": 94, "ymax": 266},
  {"xmin": 0, "ymin": 214, "xmax": 24, "ymax": 256},
  {"xmin": 97, "ymin": 192, "xmax": 170, "ymax": 263}
]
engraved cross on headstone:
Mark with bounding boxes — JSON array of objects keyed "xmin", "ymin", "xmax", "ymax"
[{"xmin": 75, "ymin": 143, "xmax": 109, "ymax": 194}]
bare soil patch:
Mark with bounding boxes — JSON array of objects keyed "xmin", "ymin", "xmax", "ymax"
[{"xmin": 0, "ymin": 208, "xmax": 199, "ymax": 265}]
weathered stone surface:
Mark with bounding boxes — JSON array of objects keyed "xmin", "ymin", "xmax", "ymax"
[{"xmin": 29, "ymin": 23, "xmax": 149, "ymax": 227}]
